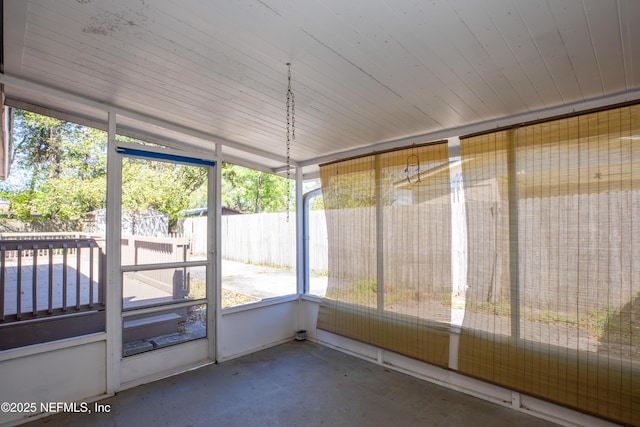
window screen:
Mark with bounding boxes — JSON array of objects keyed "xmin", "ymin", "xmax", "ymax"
[
  {"xmin": 317, "ymin": 143, "xmax": 452, "ymax": 367},
  {"xmin": 458, "ymin": 104, "xmax": 640, "ymax": 425}
]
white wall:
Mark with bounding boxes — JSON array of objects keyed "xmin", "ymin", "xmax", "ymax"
[
  {"xmin": 120, "ymin": 338, "xmax": 212, "ymax": 389},
  {"xmin": 217, "ymin": 298, "xmax": 299, "ymax": 362},
  {"xmin": 0, "ymin": 337, "xmax": 107, "ymax": 426}
]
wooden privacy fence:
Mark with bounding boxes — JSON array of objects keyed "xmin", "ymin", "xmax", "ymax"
[
  {"xmin": 175, "ymin": 192, "xmax": 639, "ymax": 313},
  {"xmin": 465, "ymin": 190, "xmax": 640, "ymax": 313},
  {"xmin": 221, "ymin": 212, "xmax": 296, "ymax": 269},
  {"xmin": 121, "ymin": 235, "xmax": 191, "ymax": 298},
  {"xmin": 177, "ymin": 211, "xmax": 329, "ymax": 271},
  {"xmin": 322, "ymin": 205, "xmax": 452, "ymax": 295},
  {"xmin": 220, "ymin": 211, "xmax": 328, "ymax": 271}
]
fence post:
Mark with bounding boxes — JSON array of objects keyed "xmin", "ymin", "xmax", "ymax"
[
  {"xmin": 48, "ymin": 244, "xmax": 54, "ymax": 314},
  {"xmin": 76, "ymin": 243, "xmax": 82, "ymax": 310},
  {"xmin": 99, "ymin": 248, "xmax": 107, "ymax": 306},
  {"xmin": 16, "ymin": 245, "xmax": 22, "ymax": 320},
  {"xmin": 1, "ymin": 246, "xmax": 5, "ymax": 321},
  {"xmin": 173, "ymin": 269, "xmax": 188, "ymax": 299},
  {"xmin": 62, "ymin": 244, "xmax": 68, "ymax": 312},
  {"xmin": 32, "ymin": 245, "xmax": 39, "ymax": 316}
]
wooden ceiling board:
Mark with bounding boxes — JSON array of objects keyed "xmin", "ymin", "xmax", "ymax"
[
  {"xmin": 3, "ymin": 0, "xmax": 639, "ymax": 173},
  {"xmin": 583, "ymin": 0, "xmax": 627, "ymax": 94}
]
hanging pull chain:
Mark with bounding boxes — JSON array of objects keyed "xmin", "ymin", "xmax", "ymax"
[{"xmin": 286, "ymin": 63, "xmax": 295, "ymax": 222}]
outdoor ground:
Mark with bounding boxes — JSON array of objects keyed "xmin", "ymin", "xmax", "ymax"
[{"xmin": 190, "ymin": 258, "xmax": 328, "ymax": 308}]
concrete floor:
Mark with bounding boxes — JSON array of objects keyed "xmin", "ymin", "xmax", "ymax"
[{"xmin": 24, "ymin": 341, "xmax": 559, "ymax": 427}]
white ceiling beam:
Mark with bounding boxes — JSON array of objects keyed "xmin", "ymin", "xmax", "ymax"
[
  {"xmin": 218, "ymin": 153, "xmax": 283, "ymax": 175},
  {"xmin": 5, "ymin": 98, "xmax": 108, "ymax": 131}
]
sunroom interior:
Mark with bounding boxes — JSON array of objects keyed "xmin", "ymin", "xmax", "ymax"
[{"xmin": 1, "ymin": 1, "xmax": 639, "ymax": 426}]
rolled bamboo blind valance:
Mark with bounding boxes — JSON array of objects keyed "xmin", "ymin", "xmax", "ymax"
[{"xmin": 458, "ymin": 104, "xmax": 640, "ymax": 425}]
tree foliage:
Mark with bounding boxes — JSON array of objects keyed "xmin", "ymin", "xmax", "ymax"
[
  {"xmin": 1, "ymin": 110, "xmax": 293, "ymax": 224},
  {"xmin": 320, "ymin": 169, "xmax": 404, "ymax": 210},
  {"xmin": 1, "ymin": 110, "xmax": 107, "ymax": 220},
  {"xmin": 121, "ymin": 157, "xmax": 208, "ymax": 224},
  {"xmin": 1, "ymin": 110, "xmax": 209, "ymax": 223},
  {"xmin": 11, "ymin": 110, "xmax": 107, "ymax": 190},
  {"xmin": 221, "ymin": 163, "xmax": 290, "ymax": 213},
  {"xmin": 321, "ymin": 171, "xmax": 376, "ymax": 209}
]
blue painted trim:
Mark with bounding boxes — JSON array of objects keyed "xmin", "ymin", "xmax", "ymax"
[{"xmin": 116, "ymin": 147, "xmax": 216, "ymax": 167}]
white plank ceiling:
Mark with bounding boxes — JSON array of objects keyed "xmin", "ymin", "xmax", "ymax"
[{"xmin": 3, "ymin": 0, "xmax": 640, "ymax": 175}]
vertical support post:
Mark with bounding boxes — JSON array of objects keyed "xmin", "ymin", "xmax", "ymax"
[
  {"xmin": 296, "ymin": 165, "xmax": 304, "ymax": 296},
  {"xmin": 294, "ymin": 165, "xmax": 305, "ymax": 335},
  {"xmin": 448, "ymin": 137, "xmax": 464, "ymax": 370},
  {"xmin": 212, "ymin": 143, "xmax": 222, "ymax": 362},
  {"xmin": 99, "ymin": 248, "xmax": 106, "ymax": 306},
  {"xmin": 181, "ymin": 243, "xmax": 189, "ymax": 300},
  {"xmin": 105, "ymin": 110, "xmax": 121, "ymax": 394},
  {"xmin": 303, "ymin": 188, "xmax": 322, "ymax": 294},
  {"xmin": 89, "ymin": 243, "xmax": 94, "ymax": 308},
  {"xmin": 62, "ymin": 244, "xmax": 68, "ymax": 311},
  {"xmin": 0, "ymin": 246, "xmax": 5, "ymax": 321},
  {"xmin": 16, "ymin": 246, "xmax": 22, "ymax": 320},
  {"xmin": 32, "ymin": 244, "xmax": 38, "ymax": 316},
  {"xmin": 75, "ymin": 244, "xmax": 81, "ymax": 309},
  {"xmin": 375, "ymin": 154, "xmax": 384, "ymax": 312},
  {"xmin": 48, "ymin": 244, "xmax": 54, "ymax": 314},
  {"xmin": 506, "ymin": 129, "xmax": 520, "ymax": 338},
  {"xmin": 134, "ymin": 239, "xmax": 139, "ymax": 266},
  {"xmin": 173, "ymin": 269, "xmax": 186, "ymax": 299}
]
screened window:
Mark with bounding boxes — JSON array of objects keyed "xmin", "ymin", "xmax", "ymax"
[
  {"xmin": 316, "ymin": 104, "xmax": 640, "ymax": 426},
  {"xmin": 221, "ymin": 163, "xmax": 296, "ymax": 308},
  {"xmin": 0, "ymin": 109, "xmax": 107, "ymax": 349},
  {"xmin": 317, "ymin": 143, "xmax": 452, "ymax": 367},
  {"xmin": 458, "ymin": 104, "xmax": 640, "ymax": 425}
]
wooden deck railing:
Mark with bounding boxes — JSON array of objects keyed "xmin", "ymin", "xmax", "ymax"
[
  {"xmin": 0, "ymin": 233, "xmax": 192, "ymax": 350},
  {"xmin": 0, "ymin": 237, "xmax": 106, "ymax": 323},
  {"xmin": 0, "ymin": 232, "xmax": 102, "ymax": 259}
]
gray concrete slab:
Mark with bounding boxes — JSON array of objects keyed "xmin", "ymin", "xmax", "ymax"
[{"xmin": 23, "ymin": 341, "xmax": 559, "ymax": 427}]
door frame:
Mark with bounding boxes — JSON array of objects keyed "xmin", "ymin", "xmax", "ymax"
[{"xmin": 106, "ymin": 134, "xmax": 216, "ymax": 391}]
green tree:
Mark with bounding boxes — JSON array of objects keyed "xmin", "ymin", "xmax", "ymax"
[
  {"xmin": 121, "ymin": 157, "xmax": 208, "ymax": 226},
  {"xmin": 2, "ymin": 110, "xmax": 107, "ymax": 219},
  {"xmin": 320, "ymin": 168, "xmax": 406, "ymax": 210},
  {"xmin": 30, "ymin": 176, "xmax": 106, "ymax": 220},
  {"xmin": 3, "ymin": 110, "xmax": 290, "ymax": 223},
  {"xmin": 321, "ymin": 171, "xmax": 376, "ymax": 209},
  {"xmin": 221, "ymin": 163, "xmax": 290, "ymax": 213},
  {"xmin": 3, "ymin": 110, "xmax": 209, "ymax": 223},
  {"xmin": 11, "ymin": 110, "xmax": 107, "ymax": 190}
]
